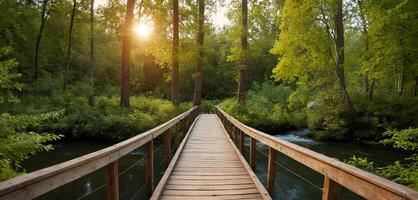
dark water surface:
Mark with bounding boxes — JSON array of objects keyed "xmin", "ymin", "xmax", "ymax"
[{"xmin": 23, "ymin": 130, "xmax": 410, "ymax": 200}]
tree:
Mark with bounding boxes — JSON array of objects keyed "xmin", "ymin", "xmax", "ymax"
[
  {"xmin": 89, "ymin": 0, "xmax": 95, "ymax": 106},
  {"xmin": 63, "ymin": 0, "xmax": 77, "ymax": 90},
  {"xmin": 237, "ymin": 0, "xmax": 248, "ymax": 103},
  {"xmin": 34, "ymin": 0, "xmax": 54, "ymax": 81},
  {"xmin": 120, "ymin": 0, "xmax": 135, "ymax": 108},
  {"xmin": 193, "ymin": 0, "xmax": 204, "ymax": 106},
  {"xmin": 171, "ymin": 0, "xmax": 180, "ymax": 106},
  {"xmin": 333, "ymin": 0, "xmax": 352, "ymax": 107}
]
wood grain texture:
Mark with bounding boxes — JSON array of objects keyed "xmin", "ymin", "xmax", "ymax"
[{"xmin": 151, "ymin": 114, "xmax": 271, "ymax": 200}]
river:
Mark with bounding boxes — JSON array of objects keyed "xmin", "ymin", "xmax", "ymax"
[{"xmin": 23, "ymin": 129, "xmax": 410, "ymax": 200}]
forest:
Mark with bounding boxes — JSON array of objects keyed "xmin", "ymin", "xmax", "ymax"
[{"xmin": 0, "ymin": 0, "xmax": 417, "ymax": 194}]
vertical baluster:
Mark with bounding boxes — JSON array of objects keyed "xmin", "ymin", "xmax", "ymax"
[
  {"xmin": 106, "ymin": 161, "xmax": 119, "ymax": 200},
  {"xmin": 164, "ymin": 130, "xmax": 171, "ymax": 161},
  {"xmin": 322, "ymin": 176, "xmax": 341, "ymax": 200},
  {"xmin": 146, "ymin": 140, "xmax": 154, "ymax": 196},
  {"xmin": 267, "ymin": 147, "xmax": 276, "ymax": 195},
  {"xmin": 250, "ymin": 137, "xmax": 256, "ymax": 170},
  {"xmin": 239, "ymin": 131, "xmax": 244, "ymax": 153},
  {"xmin": 175, "ymin": 122, "xmax": 180, "ymax": 148}
]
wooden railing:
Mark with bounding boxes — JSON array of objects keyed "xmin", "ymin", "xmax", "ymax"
[
  {"xmin": 215, "ymin": 106, "xmax": 418, "ymax": 200},
  {"xmin": 0, "ymin": 106, "xmax": 200, "ymax": 200}
]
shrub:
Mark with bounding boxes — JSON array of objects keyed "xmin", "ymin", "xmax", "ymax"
[{"xmin": 219, "ymin": 82, "xmax": 306, "ymax": 133}]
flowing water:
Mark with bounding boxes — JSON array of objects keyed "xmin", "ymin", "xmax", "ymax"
[{"xmin": 23, "ymin": 130, "xmax": 410, "ymax": 200}]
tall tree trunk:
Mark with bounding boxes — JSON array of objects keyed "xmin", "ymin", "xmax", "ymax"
[
  {"xmin": 363, "ymin": 74, "xmax": 369, "ymax": 98},
  {"xmin": 88, "ymin": 0, "xmax": 95, "ymax": 106},
  {"xmin": 334, "ymin": 0, "xmax": 352, "ymax": 108},
  {"xmin": 63, "ymin": 0, "xmax": 77, "ymax": 90},
  {"xmin": 397, "ymin": 69, "xmax": 405, "ymax": 96},
  {"xmin": 357, "ymin": 0, "xmax": 371, "ymax": 101},
  {"xmin": 368, "ymin": 78, "xmax": 375, "ymax": 101},
  {"xmin": 120, "ymin": 0, "xmax": 135, "ymax": 108},
  {"xmin": 237, "ymin": 0, "xmax": 248, "ymax": 104},
  {"xmin": 172, "ymin": 0, "xmax": 180, "ymax": 106},
  {"xmin": 34, "ymin": 0, "xmax": 49, "ymax": 81},
  {"xmin": 193, "ymin": 0, "xmax": 204, "ymax": 106}
]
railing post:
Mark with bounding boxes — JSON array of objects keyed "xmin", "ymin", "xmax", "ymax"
[
  {"xmin": 146, "ymin": 140, "xmax": 154, "ymax": 196},
  {"xmin": 322, "ymin": 176, "xmax": 341, "ymax": 200},
  {"xmin": 267, "ymin": 147, "xmax": 277, "ymax": 195},
  {"xmin": 164, "ymin": 130, "xmax": 171, "ymax": 161},
  {"xmin": 239, "ymin": 131, "xmax": 244, "ymax": 153},
  {"xmin": 175, "ymin": 123, "xmax": 180, "ymax": 148},
  {"xmin": 250, "ymin": 137, "xmax": 256, "ymax": 170},
  {"xmin": 106, "ymin": 161, "xmax": 119, "ymax": 200}
]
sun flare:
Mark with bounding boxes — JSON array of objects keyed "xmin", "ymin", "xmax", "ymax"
[{"xmin": 134, "ymin": 21, "xmax": 153, "ymax": 39}]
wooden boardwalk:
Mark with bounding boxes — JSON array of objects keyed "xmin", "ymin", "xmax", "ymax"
[{"xmin": 151, "ymin": 114, "xmax": 271, "ymax": 200}]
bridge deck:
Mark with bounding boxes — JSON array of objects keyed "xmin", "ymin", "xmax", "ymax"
[{"xmin": 151, "ymin": 114, "xmax": 270, "ymax": 200}]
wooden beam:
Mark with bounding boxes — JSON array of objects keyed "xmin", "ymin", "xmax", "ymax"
[
  {"xmin": 146, "ymin": 140, "xmax": 154, "ymax": 196},
  {"xmin": 250, "ymin": 137, "xmax": 256, "ymax": 170},
  {"xmin": 322, "ymin": 176, "xmax": 341, "ymax": 200},
  {"xmin": 267, "ymin": 147, "xmax": 276, "ymax": 195},
  {"xmin": 106, "ymin": 161, "xmax": 119, "ymax": 200},
  {"xmin": 164, "ymin": 130, "xmax": 171, "ymax": 161},
  {"xmin": 239, "ymin": 131, "xmax": 244, "ymax": 153}
]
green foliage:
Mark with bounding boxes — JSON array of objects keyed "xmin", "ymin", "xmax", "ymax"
[
  {"xmin": 220, "ymin": 82, "xmax": 306, "ymax": 132},
  {"xmin": 347, "ymin": 127, "xmax": 418, "ymax": 191},
  {"xmin": 382, "ymin": 128, "xmax": 418, "ymax": 151},
  {"xmin": 16, "ymin": 95, "xmax": 191, "ymax": 141},
  {"xmin": 0, "ymin": 112, "xmax": 63, "ymax": 181},
  {"xmin": 0, "ymin": 47, "xmax": 23, "ymax": 103},
  {"xmin": 347, "ymin": 155, "xmax": 418, "ymax": 191}
]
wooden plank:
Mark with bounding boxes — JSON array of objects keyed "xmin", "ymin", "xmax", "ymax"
[
  {"xmin": 215, "ymin": 106, "xmax": 418, "ymax": 200},
  {"xmin": 167, "ymin": 179, "xmax": 254, "ymax": 186},
  {"xmin": 322, "ymin": 176, "xmax": 341, "ymax": 200},
  {"xmin": 160, "ymin": 194, "xmax": 262, "ymax": 200},
  {"xmin": 106, "ymin": 161, "xmax": 119, "ymax": 200},
  {"xmin": 267, "ymin": 147, "xmax": 276, "ymax": 195},
  {"xmin": 164, "ymin": 130, "xmax": 171, "ymax": 161},
  {"xmin": 146, "ymin": 140, "xmax": 154, "ymax": 196},
  {"xmin": 162, "ymin": 188, "xmax": 259, "ymax": 196},
  {"xmin": 164, "ymin": 184, "xmax": 256, "ymax": 190},
  {"xmin": 169, "ymin": 175, "xmax": 251, "ymax": 180},
  {"xmin": 239, "ymin": 131, "xmax": 244, "ymax": 153},
  {"xmin": 150, "ymin": 115, "xmax": 200, "ymax": 200},
  {"xmin": 250, "ymin": 137, "xmax": 256, "ymax": 170}
]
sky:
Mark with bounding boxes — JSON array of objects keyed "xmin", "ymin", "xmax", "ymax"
[{"xmin": 94, "ymin": 0, "xmax": 230, "ymax": 29}]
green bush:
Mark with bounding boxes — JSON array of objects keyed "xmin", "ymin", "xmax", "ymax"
[
  {"xmin": 23, "ymin": 95, "xmax": 192, "ymax": 141},
  {"xmin": 219, "ymin": 82, "xmax": 306, "ymax": 133}
]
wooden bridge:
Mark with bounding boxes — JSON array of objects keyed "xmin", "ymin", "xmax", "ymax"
[{"xmin": 0, "ymin": 106, "xmax": 417, "ymax": 200}]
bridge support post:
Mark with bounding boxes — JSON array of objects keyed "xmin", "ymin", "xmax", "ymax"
[
  {"xmin": 106, "ymin": 161, "xmax": 119, "ymax": 200},
  {"xmin": 322, "ymin": 176, "xmax": 341, "ymax": 200},
  {"xmin": 239, "ymin": 131, "xmax": 244, "ymax": 153},
  {"xmin": 250, "ymin": 137, "xmax": 256, "ymax": 170},
  {"xmin": 146, "ymin": 140, "xmax": 154, "ymax": 196},
  {"xmin": 267, "ymin": 147, "xmax": 276, "ymax": 195},
  {"xmin": 164, "ymin": 130, "xmax": 171, "ymax": 161}
]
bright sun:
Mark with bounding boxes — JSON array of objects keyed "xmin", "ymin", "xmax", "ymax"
[{"xmin": 134, "ymin": 21, "xmax": 153, "ymax": 39}]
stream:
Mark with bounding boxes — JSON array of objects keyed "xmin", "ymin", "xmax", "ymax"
[{"xmin": 23, "ymin": 129, "xmax": 410, "ymax": 200}]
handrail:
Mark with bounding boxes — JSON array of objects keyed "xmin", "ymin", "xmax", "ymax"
[
  {"xmin": 0, "ymin": 106, "xmax": 200, "ymax": 200},
  {"xmin": 215, "ymin": 106, "xmax": 418, "ymax": 200}
]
